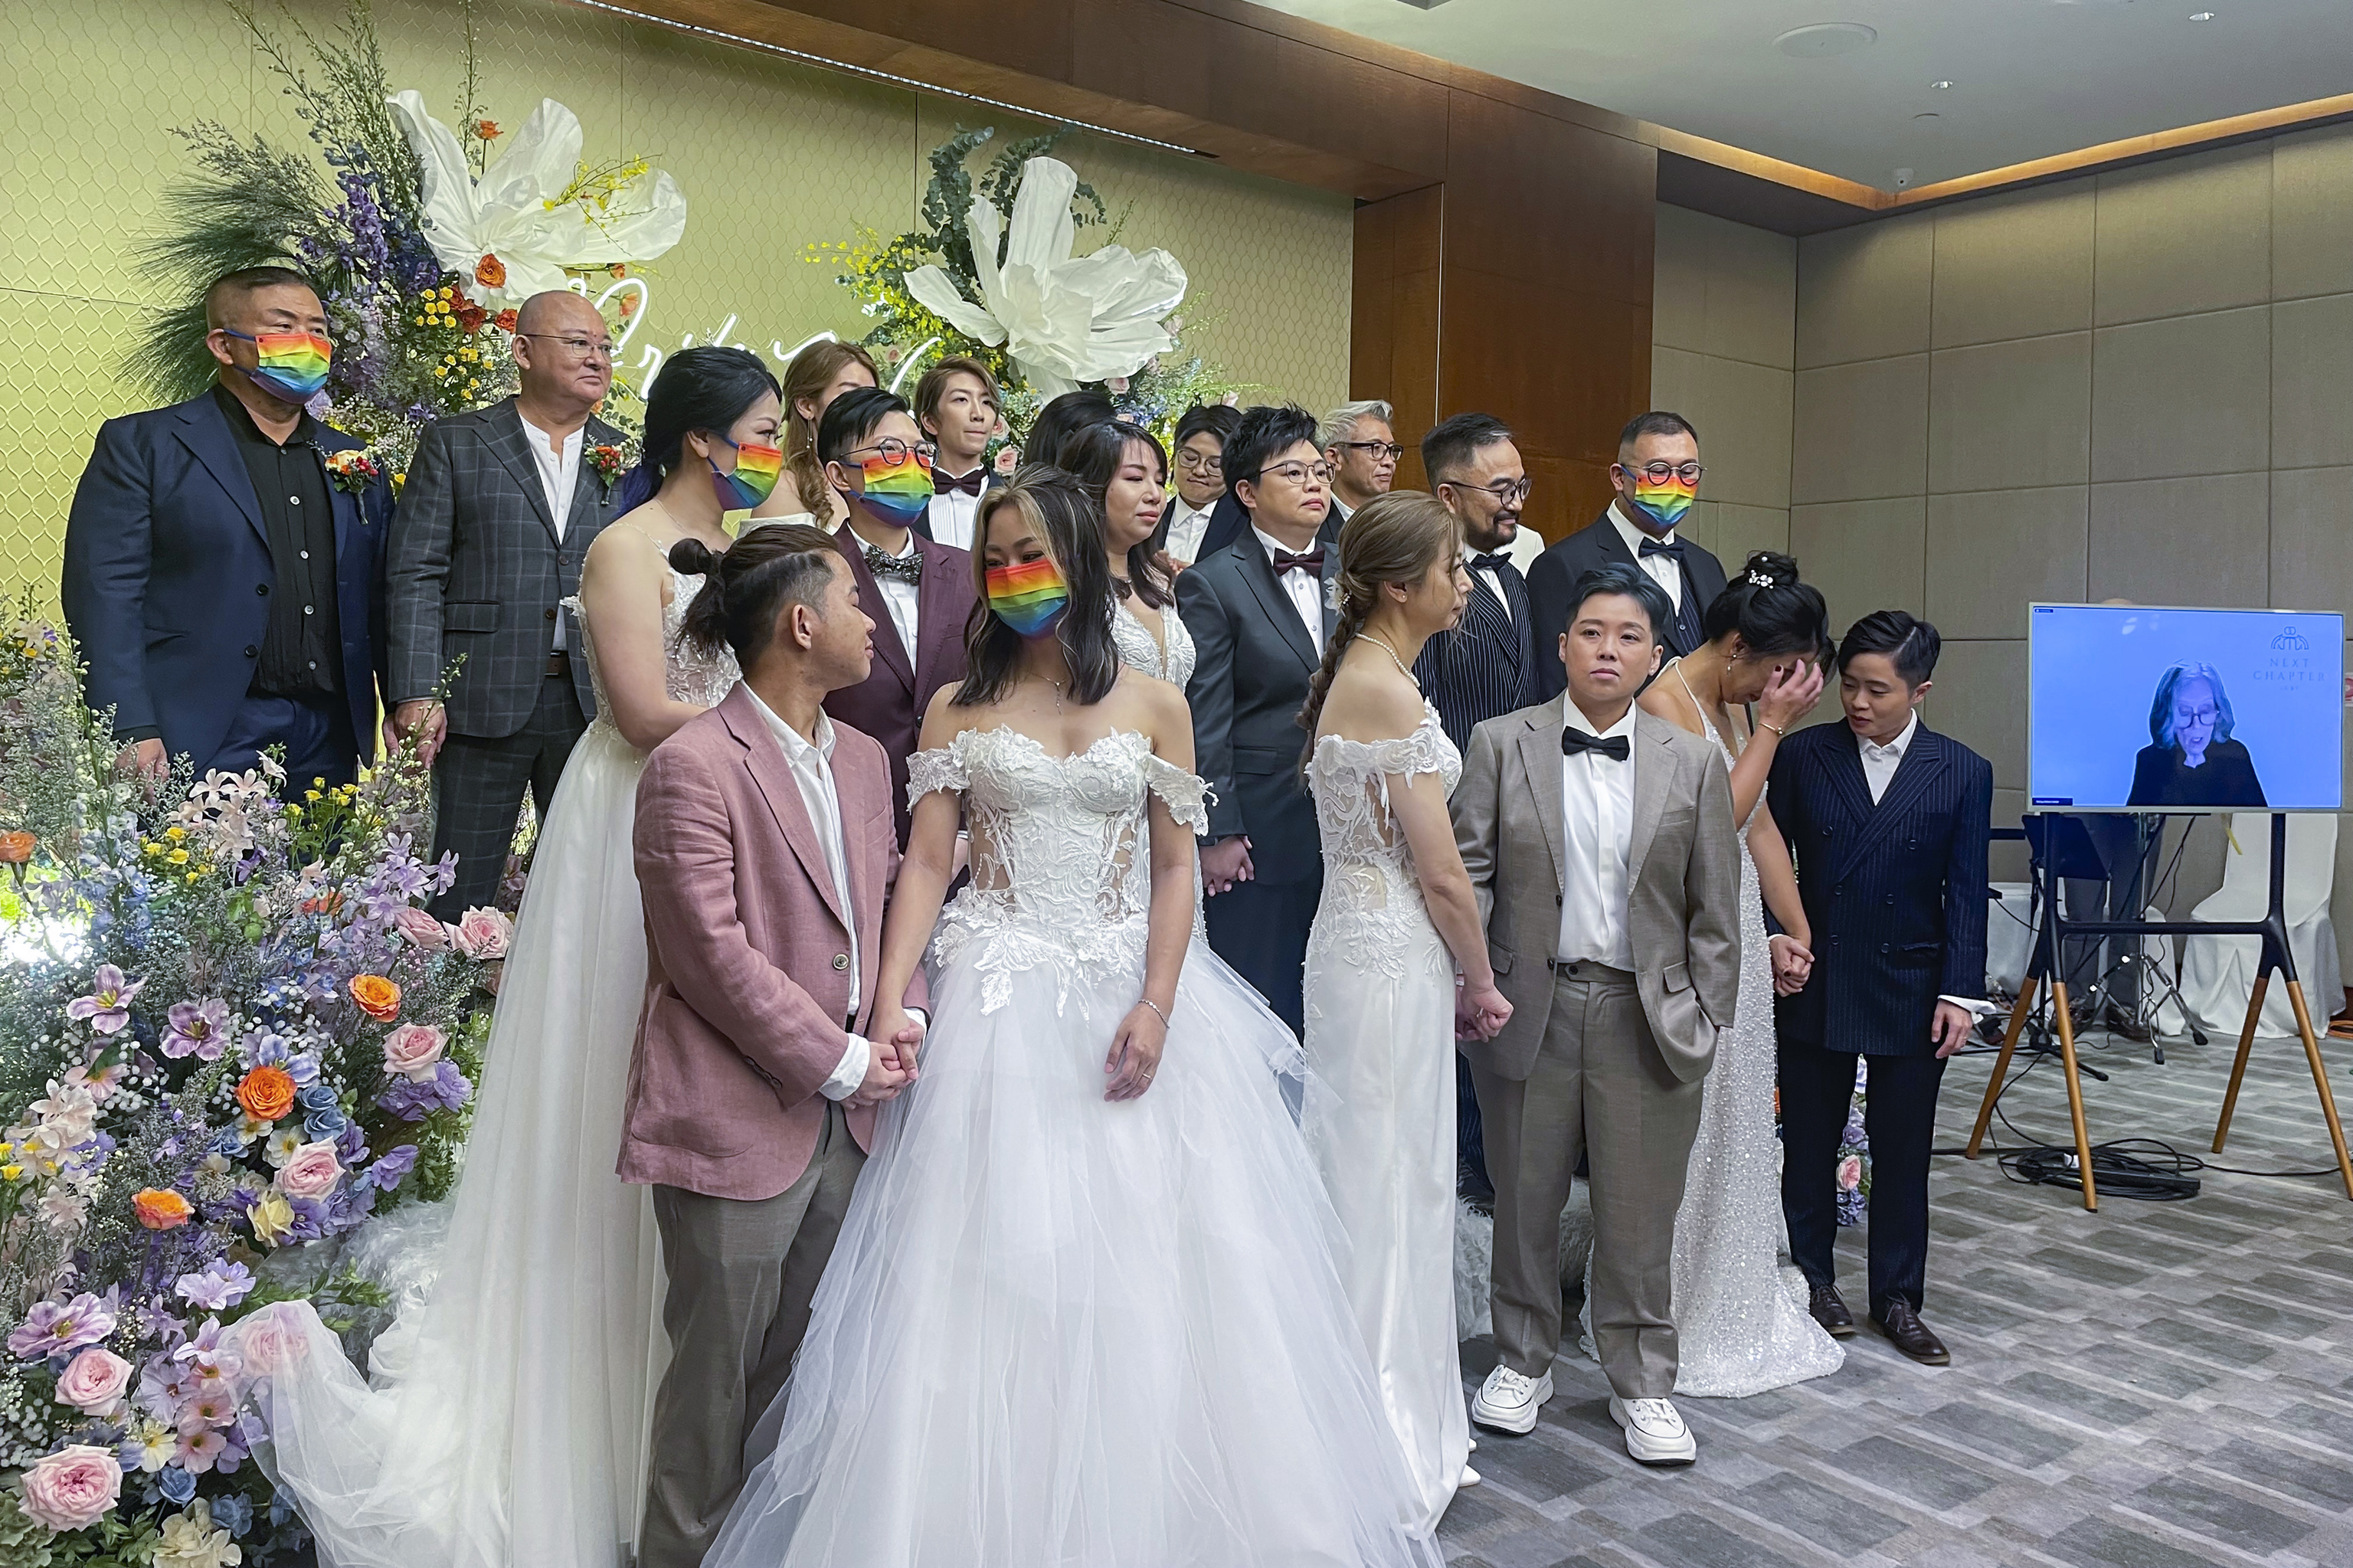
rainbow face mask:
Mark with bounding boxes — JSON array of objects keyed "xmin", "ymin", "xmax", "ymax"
[
  {"xmin": 985, "ymin": 557, "xmax": 1071, "ymax": 640},
  {"xmin": 1627, "ymin": 468, "xmax": 1697, "ymax": 532},
  {"xmin": 849, "ymin": 448, "xmax": 935, "ymax": 530},
  {"xmin": 226, "ymin": 329, "xmax": 332, "ymax": 402},
  {"xmin": 709, "ymin": 435, "xmax": 783, "ymax": 510}
]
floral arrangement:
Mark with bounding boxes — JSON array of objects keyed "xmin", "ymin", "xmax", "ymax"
[
  {"xmin": 1837, "ymin": 1063, "xmax": 1871, "ymax": 1226},
  {"xmin": 126, "ymin": 0, "xmax": 682, "ymax": 480},
  {"xmin": 0, "ymin": 597, "xmax": 506, "ymax": 1562},
  {"xmin": 810, "ymin": 128, "xmax": 1238, "ymax": 455}
]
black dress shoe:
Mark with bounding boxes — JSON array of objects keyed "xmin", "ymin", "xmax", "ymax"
[
  {"xmin": 1808, "ymin": 1282, "xmax": 1857, "ymax": 1338},
  {"xmin": 1873, "ymin": 1299, "xmax": 1951, "ymax": 1365}
]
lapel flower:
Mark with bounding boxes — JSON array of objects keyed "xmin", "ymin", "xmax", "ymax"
[
  {"xmin": 588, "ymin": 444, "xmax": 629, "ymax": 491},
  {"xmin": 323, "ymin": 449, "xmax": 381, "ymax": 495}
]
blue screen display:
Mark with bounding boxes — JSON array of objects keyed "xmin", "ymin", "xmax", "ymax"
[{"xmin": 2028, "ymin": 604, "xmax": 2343, "ymax": 813}]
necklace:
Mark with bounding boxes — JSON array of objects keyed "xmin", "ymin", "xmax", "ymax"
[
  {"xmin": 1360, "ymin": 632, "xmax": 1420, "ymax": 689},
  {"xmin": 1021, "ymin": 671, "xmax": 1069, "ymax": 712}
]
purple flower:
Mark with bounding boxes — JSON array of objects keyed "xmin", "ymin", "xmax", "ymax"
[
  {"xmin": 376, "ymin": 1060, "xmax": 472, "ymax": 1122},
  {"xmin": 174, "ymin": 1262, "xmax": 255, "ymax": 1312},
  {"xmin": 8, "ymin": 1293, "xmax": 117, "ymax": 1359},
  {"xmin": 365, "ymin": 1144, "xmax": 419, "ymax": 1192},
  {"xmin": 238, "ymin": 1031, "xmax": 320, "ymax": 1086},
  {"xmin": 65, "ymin": 964, "xmax": 143, "ymax": 1034},
  {"xmin": 160, "ymin": 997, "xmax": 231, "ymax": 1061}
]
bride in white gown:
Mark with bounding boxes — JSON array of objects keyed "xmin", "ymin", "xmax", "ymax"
[
  {"xmin": 237, "ymin": 349, "xmax": 791, "ymax": 1566},
  {"xmin": 705, "ymin": 468, "xmax": 1440, "ymax": 1567}
]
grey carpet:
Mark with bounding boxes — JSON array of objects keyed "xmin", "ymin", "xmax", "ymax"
[{"xmin": 1441, "ymin": 1023, "xmax": 2353, "ymax": 1568}]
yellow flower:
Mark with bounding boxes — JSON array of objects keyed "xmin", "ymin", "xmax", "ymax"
[
  {"xmin": 167, "ymin": 848, "xmax": 189, "ymax": 865},
  {"xmin": 1, "ymin": 1166, "xmax": 20, "ymax": 1183},
  {"xmin": 143, "ymin": 842, "xmax": 162, "ymax": 856},
  {"xmin": 304, "ymin": 790, "xmax": 322, "ymax": 803},
  {"xmin": 185, "ymin": 871, "xmax": 200, "ymax": 885},
  {"xmin": 249, "ymin": 1190, "xmax": 296, "ymax": 1246},
  {"xmin": 286, "ymin": 804, "xmax": 303, "ymax": 818},
  {"xmin": 164, "ymin": 826, "xmax": 185, "ymax": 840}
]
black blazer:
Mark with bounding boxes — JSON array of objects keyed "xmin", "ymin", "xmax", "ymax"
[
  {"xmin": 1173, "ymin": 534, "xmax": 1341, "ymax": 886},
  {"xmin": 1768, "ymin": 720, "xmax": 1993, "ymax": 1057},
  {"xmin": 1526, "ymin": 510, "xmax": 1727, "ymax": 698},
  {"xmin": 1412, "ymin": 561, "xmax": 1539, "ymax": 755},
  {"xmin": 1193, "ymin": 491, "xmax": 1346, "ymax": 561},
  {"xmin": 2126, "ymin": 738, "xmax": 2266, "ymax": 808}
]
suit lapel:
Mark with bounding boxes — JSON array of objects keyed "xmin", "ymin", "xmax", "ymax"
[
  {"xmin": 911, "ymin": 534, "xmax": 967, "ymax": 694},
  {"xmin": 1514, "ymin": 697, "xmax": 1569, "ymax": 894},
  {"xmin": 1235, "ymin": 539, "xmax": 1318, "ymax": 673},
  {"xmin": 561, "ymin": 417, "xmax": 617, "ymax": 542},
  {"xmin": 1627, "ymin": 711, "xmax": 1674, "ymax": 891},
  {"xmin": 1833, "ymin": 725, "xmax": 1949, "ymax": 881},
  {"xmin": 486, "ymin": 401, "xmax": 559, "ymax": 544},
  {"xmin": 834, "ymin": 527, "xmax": 915, "ymax": 694},
  {"xmin": 1468, "ymin": 573, "xmax": 1524, "ymax": 673},
  {"xmin": 722, "ymin": 689, "xmax": 850, "ymax": 931},
  {"xmin": 174, "ymin": 394, "xmax": 267, "ymax": 548}
]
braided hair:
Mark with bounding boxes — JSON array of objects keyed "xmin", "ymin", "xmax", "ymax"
[{"xmin": 1294, "ymin": 491, "xmax": 1461, "ymax": 781}]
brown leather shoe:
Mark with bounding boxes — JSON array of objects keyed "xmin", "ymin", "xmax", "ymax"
[
  {"xmin": 1873, "ymin": 1298, "xmax": 1951, "ymax": 1365},
  {"xmin": 1808, "ymin": 1282, "xmax": 1857, "ymax": 1338}
]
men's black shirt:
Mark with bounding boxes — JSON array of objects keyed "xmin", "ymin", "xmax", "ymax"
[{"xmin": 212, "ymin": 385, "xmax": 340, "ymax": 700}]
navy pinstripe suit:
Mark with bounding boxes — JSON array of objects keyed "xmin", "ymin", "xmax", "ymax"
[
  {"xmin": 1768, "ymin": 718, "xmax": 1992, "ymax": 1316},
  {"xmin": 1412, "ymin": 557, "xmax": 1540, "ymax": 757}
]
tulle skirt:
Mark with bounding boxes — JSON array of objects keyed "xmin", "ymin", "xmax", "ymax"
[
  {"xmin": 705, "ymin": 928, "xmax": 1443, "ymax": 1568},
  {"xmin": 241, "ymin": 719, "xmax": 666, "ymax": 1567}
]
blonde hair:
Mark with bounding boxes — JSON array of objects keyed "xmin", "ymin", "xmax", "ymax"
[
  {"xmin": 781, "ymin": 339, "xmax": 879, "ymax": 515},
  {"xmin": 1295, "ymin": 490, "xmax": 1460, "ymax": 766}
]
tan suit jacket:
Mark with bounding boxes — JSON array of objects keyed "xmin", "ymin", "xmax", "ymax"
[{"xmin": 1452, "ymin": 698, "xmax": 1742, "ymax": 1084}]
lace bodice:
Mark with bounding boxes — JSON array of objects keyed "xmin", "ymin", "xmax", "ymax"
[
  {"xmin": 1111, "ymin": 594, "xmax": 1196, "ymax": 687},
  {"xmin": 908, "ymin": 727, "xmax": 1209, "ymax": 1012},
  {"xmin": 568, "ymin": 568, "xmax": 741, "ymax": 732},
  {"xmin": 1304, "ymin": 703, "xmax": 1461, "ymax": 980}
]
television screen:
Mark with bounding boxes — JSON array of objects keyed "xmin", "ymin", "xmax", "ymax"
[{"xmin": 2028, "ymin": 604, "xmax": 2343, "ymax": 813}]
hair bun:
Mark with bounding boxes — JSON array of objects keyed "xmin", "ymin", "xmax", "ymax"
[
  {"xmin": 669, "ymin": 538, "xmax": 723, "ymax": 578},
  {"xmin": 1741, "ymin": 550, "xmax": 1800, "ymax": 590}
]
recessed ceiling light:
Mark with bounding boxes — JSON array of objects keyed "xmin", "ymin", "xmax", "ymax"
[
  {"xmin": 1773, "ymin": 22, "xmax": 1878, "ymax": 59},
  {"xmin": 1931, "ymin": 80, "xmax": 1955, "ymax": 90}
]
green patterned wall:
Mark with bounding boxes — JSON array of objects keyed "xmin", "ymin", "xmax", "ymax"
[{"xmin": 0, "ymin": 0, "xmax": 1354, "ymax": 600}]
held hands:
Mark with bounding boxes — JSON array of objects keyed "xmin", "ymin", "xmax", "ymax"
[
  {"xmin": 1768, "ymin": 935, "xmax": 1815, "ymax": 997},
  {"xmin": 1455, "ymin": 980, "xmax": 1512, "ymax": 1043},
  {"xmin": 1199, "ymin": 836, "xmax": 1255, "ymax": 897},
  {"xmin": 1105, "ymin": 1000, "xmax": 1169, "ymax": 1101},
  {"xmin": 391, "ymin": 699, "xmax": 449, "ymax": 768},
  {"xmin": 849, "ymin": 1007, "xmax": 928, "ymax": 1109},
  {"xmin": 1755, "ymin": 660, "xmax": 1826, "ymax": 735},
  {"xmin": 1932, "ymin": 1000, "xmax": 1977, "ymax": 1059}
]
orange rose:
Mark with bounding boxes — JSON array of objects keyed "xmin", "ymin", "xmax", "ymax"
[
  {"xmin": 475, "ymin": 118, "xmax": 500, "ymax": 140},
  {"xmin": 475, "ymin": 254, "xmax": 507, "ymax": 290},
  {"xmin": 0, "ymin": 831, "xmax": 34, "ymax": 865},
  {"xmin": 493, "ymin": 308, "xmax": 518, "ymax": 333},
  {"xmin": 236, "ymin": 1064, "xmax": 296, "ymax": 1122},
  {"xmin": 350, "ymin": 974, "xmax": 401, "ymax": 1022},
  {"xmin": 133, "ymin": 1188, "xmax": 193, "ymax": 1231},
  {"xmin": 454, "ymin": 300, "xmax": 487, "ymax": 333}
]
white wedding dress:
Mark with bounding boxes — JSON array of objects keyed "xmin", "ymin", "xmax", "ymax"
[
  {"xmin": 1301, "ymin": 702, "xmax": 1470, "ymax": 1532},
  {"xmin": 239, "ymin": 568, "xmax": 738, "ymax": 1566},
  {"xmin": 705, "ymin": 725, "xmax": 1442, "ymax": 1568},
  {"xmin": 1110, "ymin": 591, "xmax": 1209, "ymax": 942},
  {"xmin": 1578, "ymin": 668, "xmax": 1843, "ymax": 1396}
]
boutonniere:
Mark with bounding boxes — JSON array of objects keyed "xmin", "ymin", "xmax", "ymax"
[
  {"xmin": 322, "ymin": 449, "xmax": 382, "ymax": 495},
  {"xmin": 587, "ymin": 444, "xmax": 629, "ymax": 492}
]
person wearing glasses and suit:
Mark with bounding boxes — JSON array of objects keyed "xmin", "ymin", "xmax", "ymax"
[
  {"xmin": 1320, "ymin": 399, "xmax": 1400, "ymax": 533},
  {"xmin": 1176, "ymin": 403, "xmax": 1343, "ymax": 1036},
  {"xmin": 1527, "ymin": 412, "xmax": 1728, "ymax": 699},
  {"xmin": 387, "ymin": 290, "xmax": 630, "ymax": 918}
]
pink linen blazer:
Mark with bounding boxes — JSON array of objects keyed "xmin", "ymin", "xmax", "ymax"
[{"xmin": 619, "ymin": 683, "xmax": 925, "ymax": 1202}]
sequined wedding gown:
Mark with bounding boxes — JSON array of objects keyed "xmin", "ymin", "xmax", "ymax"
[
  {"xmin": 241, "ymin": 568, "xmax": 740, "ymax": 1566},
  {"xmin": 705, "ymin": 726, "xmax": 1441, "ymax": 1568}
]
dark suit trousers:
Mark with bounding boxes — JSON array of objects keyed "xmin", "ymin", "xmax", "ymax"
[
  {"xmin": 1205, "ymin": 876, "xmax": 1320, "ymax": 1038},
  {"xmin": 429, "ymin": 673, "xmax": 587, "ymax": 919},
  {"xmin": 211, "ymin": 690, "xmax": 358, "ymax": 788},
  {"xmin": 1778, "ymin": 1039, "xmax": 1947, "ymax": 1317}
]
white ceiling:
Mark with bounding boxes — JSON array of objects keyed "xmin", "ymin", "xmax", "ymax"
[{"xmin": 1252, "ymin": 0, "xmax": 2353, "ymax": 191}]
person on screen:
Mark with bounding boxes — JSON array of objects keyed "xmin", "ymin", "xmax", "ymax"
[{"xmin": 2126, "ymin": 662, "xmax": 2266, "ymax": 808}]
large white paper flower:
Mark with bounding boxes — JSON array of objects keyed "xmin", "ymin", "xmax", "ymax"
[
  {"xmin": 903, "ymin": 157, "xmax": 1186, "ymax": 399},
  {"xmin": 385, "ymin": 90, "xmax": 687, "ymax": 312}
]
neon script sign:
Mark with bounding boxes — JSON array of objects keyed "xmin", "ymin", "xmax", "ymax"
[{"xmin": 570, "ymin": 276, "xmax": 934, "ymax": 394}]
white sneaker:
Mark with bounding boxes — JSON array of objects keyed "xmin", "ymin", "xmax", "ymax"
[
  {"xmin": 1471, "ymin": 1366, "xmax": 1552, "ymax": 1434},
  {"xmin": 1459, "ymin": 1465, "xmax": 1482, "ymax": 1488},
  {"xmin": 1609, "ymin": 1395, "xmax": 1697, "ymax": 1467}
]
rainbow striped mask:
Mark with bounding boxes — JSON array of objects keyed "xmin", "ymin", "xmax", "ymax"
[
  {"xmin": 709, "ymin": 435, "xmax": 784, "ymax": 510},
  {"xmin": 226, "ymin": 329, "xmax": 332, "ymax": 402},
  {"xmin": 1629, "ymin": 471, "xmax": 1697, "ymax": 531},
  {"xmin": 985, "ymin": 557, "xmax": 1072, "ymax": 640},
  {"xmin": 852, "ymin": 447, "xmax": 936, "ymax": 529}
]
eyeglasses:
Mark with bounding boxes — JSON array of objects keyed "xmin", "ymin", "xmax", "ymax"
[
  {"xmin": 1335, "ymin": 440, "xmax": 1406, "ymax": 462},
  {"xmin": 514, "ymin": 333, "xmax": 616, "ymax": 362},
  {"xmin": 1622, "ymin": 461, "xmax": 1705, "ymax": 486},
  {"xmin": 1440, "ymin": 475, "xmax": 1532, "ymax": 507},
  {"xmin": 846, "ymin": 438, "xmax": 937, "ymax": 466},
  {"xmin": 1176, "ymin": 450, "xmax": 1223, "ymax": 474},
  {"xmin": 1252, "ymin": 461, "xmax": 1333, "ymax": 488}
]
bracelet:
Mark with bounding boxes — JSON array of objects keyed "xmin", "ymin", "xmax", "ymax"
[
  {"xmin": 1757, "ymin": 718, "xmax": 1787, "ymax": 737},
  {"xmin": 1138, "ymin": 997, "xmax": 1171, "ymax": 1028}
]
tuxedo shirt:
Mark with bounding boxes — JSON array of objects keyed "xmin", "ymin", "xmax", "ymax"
[
  {"xmin": 926, "ymin": 469, "xmax": 985, "ymax": 550},
  {"xmin": 860, "ymin": 530, "xmax": 922, "ymax": 660},
  {"xmin": 1607, "ymin": 501, "xmax": 1682, "ymax": 615},
  {"xmin": 1254, "ymin": 525, "xmax": 1326, "ymax": 656},
  {"xmin": 1557, "ymin": 703, "xmax": 1639, "ymax": 969},
  {"xmin": 1163, "ymin": 495, "xmax": 1216, "ymax": 562}
]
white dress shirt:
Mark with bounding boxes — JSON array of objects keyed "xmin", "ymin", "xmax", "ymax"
[
  {"xmin": 1853, "ymin": 711, "xmax": 1988, "ymax": 1013},
  {"xmin": 1556, "ymin": 703, "xmax": 1639, "ymax": 970},
  {"xmin": 746, "ymin": 690, "xmax": 870, "ymax": 1101},
  {"xmin": 927, "ymin": 469, "xmax": 985, "ymax": 551},
  {"xmin": 1164, "ymin": 495, "xmax": 1216, "ymax": 562},
  {"xmin": 1608, "ymin": 500, "xmax": 1681, "ymax": 614},
  {"xmin": 1471, "ymin": 558, "xmax": 1514, "ymax": 623},
  {"xmin": 522, "ymin": 417, "xmax": 584, "ymax": 649},
  {"xmin": 1253, "ymin": 525, "xmax": 1325, "ymax": 656},
  {"xmin": 859, "ymin": 530, "xmax": 922, "ymax": 662}
]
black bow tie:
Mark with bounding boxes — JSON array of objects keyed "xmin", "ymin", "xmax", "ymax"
[
  {"xmin": 1637, "ymin": 535, "xmax": 1685, "ymax": 560},
  {"xmin": 1563, "ymin": 728, "xmax": 1631, "ymax": 762},
  {"xmin": 1469, "ymin": 552, "xmax": 1512, "ymax": 574},
  {"xmin": 1272, "ymin": 548, "xmax": 1325, "ymax": 578},
  {"xmin": 936, "ymin": 468, "xmax": 987, "ymax": 497},
  {"xmin": 863, "ymin": 544, "xmax": 921, "ymax": 585}
]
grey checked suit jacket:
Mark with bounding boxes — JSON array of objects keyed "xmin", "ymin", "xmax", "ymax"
[
  {"xmin": 1451, "ymin": 699, "xmax": 1743, "ymax": 1085},
  {"xmin": 386, "ymin": 398, "xmax": 624, "ymax": 736}
]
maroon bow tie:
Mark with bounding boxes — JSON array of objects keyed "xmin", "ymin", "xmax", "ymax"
[
  {"xmin": 1273, "ymin": 548, "xmax": 1325, "ymax": 577},
  {"xmin": 936, "ymin": 468, "xmax": 987, "ymax": 497}
]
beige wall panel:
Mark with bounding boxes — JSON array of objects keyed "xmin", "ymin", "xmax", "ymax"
[
  {"xmin": 1652, "ymin": 204, "xmax": 1711, "ymax": 355},
  {"xmin": 2087, "ymin": 473, "xmax": 2268, "ymax": 607},
  {"xmin": 1928, "ymin": 332, "xmax": 2093, "ymax": 495},
  {"xmin": 1930, "ymin": 180, "xmax": 2096, "ymax": 349},
  {"xmin": 1651, "ymin": 345, "xmax": 1708, "ymax": 429},
  {"xmin": 1988, "ymin": 788, "xmax": 2031, "ymax": 882},
  {"xmin": 1671, "ymin": 499, "xmax": 1719, "ymax": 554},
  {"xmin": 1701, "ymin": 214, "xmax": 1798, "ymax": 371},
  {"xmin": 1697, "ymin": 355, "xmax": 1792, "ymax": 509},
  {"xmin": 2093, "ymin": 143, "xmax": 2273, "ymax": 327},
  {"xmin": 1715, "ymin": 504, "xmax": 1790, "ymax": 571},
  {"xmin": 1925, "ymin": 487, "xmax": 2090, "ymax": 640},
  {"xmin": 1791, "ymin": 355, "xmax": 1929, "ymax": 504},
  {"xmin": 2268, "ymin": 466, "xmax": 2353, "ymax": 614},
  {"xmin": 1795, "ymin": 214, "xmax": 1932, "ymax": 370},
  {"xmin": 1925, "ymin": 640, "xmax": 2027, "ymax": 791},
  {"xmin": 1789, "ymin": 496, "xmax": 1926, "ymax": 633},
  {"xmin": 2273, "ymin": 123, "xmax": 2353, "ymax": 303},
  {"xmin": 2090, "ymin": 307, "xmax": 2270, "ymax": 482},
  {"xmin": 2271, "ymin": 293, "xmax": 2353, "ymax": 472}
]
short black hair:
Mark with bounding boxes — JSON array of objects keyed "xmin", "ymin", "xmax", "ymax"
[
  {"xmin": 1173, "ymin": 402, "xmax": 1242, "ymax": 450},
  {"xmin": 202, "ymin": 265, "xmax": 318, "ymax": 329},
  {"xmin": 1025, "ymin": 391, "xmax": 1115, "ymax": 470},
  {"xmin": 1837, "ymin": 610, "xmax": 1941, "ymax": 686},
  {"xmin": 1566, "ymin": 563, "xmax": 1674, "ymax": 643},
  {"xmin": 818, "ymin": 385, "xmax": 911, "ymax": 464},
  {"xmin": 1226, "ymin": 402, "xmax": 1322, "ymax": 497},
  {"xmin": 1422, "ymin": 412, "xmax": 1514, "ymax": 483},
  {"xmin": 1617, "ymin": 410, "xmax": 1699, "ymax": 453}
]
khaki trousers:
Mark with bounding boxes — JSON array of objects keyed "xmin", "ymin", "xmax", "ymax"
[
  {"xmin": 1471, "ymin": 961, "xmax": 1703, "ymax": 1400},
  {"xmin": 638, "ymin": 1104, "xmax": 865, "ymax": 1568}
]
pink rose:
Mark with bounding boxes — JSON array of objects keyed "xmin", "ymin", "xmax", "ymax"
[
  {"xmin": 1105, "ymin": 375, "xmax": 1130, "ymax": 394},
  {"xmin": 20, "ymin": 1443, "xmax": 121, "ymax": 1530},
  {"xmin": 381, "ymin": 1023, "xmax": 447, "ymax": 1081},
  {"xmin": 992, "ymin": 444, "xmax": 1021, "ymax": 476},
  {"xmin": 276, "ymin": 1141, "xmax": 344, "ymax": 1200},
  {"xmin": 54, "ymin": 1347, "xmax": 133, "ymax": 1415},
  {"xmin": 452, "ymin": 906, "xmax": 512, "ymax": 961},
  {"xmin": 394, "ymin": 907, "xmax": 450, "ymax": 950},
  {"xmin": 232, "ymin": 1302, "xmax": 312, "ymax": 1377},
  {"xmin": 1838, "ymin": 1154, "xmax": 1864, "ymax": 1191}
]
